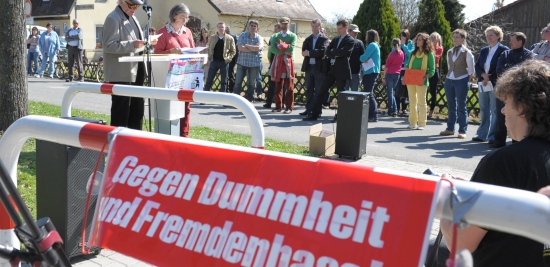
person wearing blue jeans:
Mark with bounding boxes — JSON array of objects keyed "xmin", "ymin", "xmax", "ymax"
[
  {"xmin": 384, "ymin": 38, "xmax": 404, "ymax": 117},
  {"xmin": 233, "ymin": 64, "xmax": 259, "ymax": 101},
  {"xmin": 204, "ymin": 61, "xmax": 229, "ymax": 92},
  {"xmin": 37, "ymin": 23, "xmax": 60, "ymax": 78},
  {"xmin": 254, "ymin": 63, "xmax": 263, "ymax": 99},
  {"xmin": 359, "ymin": 29, "xmax": 381, "ymax": 122},
  {"xmin": 472, "ymin": 26, "xmax": 509, "ymax": 143},
  {"xmin": 475, "ymin": 90, "xmax": 496, "ymax": 141},
  {"xmin": 440, "ymin": 29, "xmax": 475, "ymax": 139},
  {"xmin": 233, "ymin": 20, "xmax": 263, "ymax": 102},
  {"xmin": 203, "ymin": 22, "xmax": 236, "ymax": 93},
  {"xmin": 443, "ymin": 76, "xmax": 470, "ymax": 134},
  {"xmin": 26, "ymin": 27, "xmax": 40, "ymax": 76},
  {"xmin": 385, "ymin": 74, "xmax": 399, "ymax": 116}
]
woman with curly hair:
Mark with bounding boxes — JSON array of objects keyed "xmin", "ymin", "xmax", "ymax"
[
  {"xmin": 441, "ymin": 60, "xmax": 550, "ymax": 267},
  {"xmin": 405, "ymin": 32, "xmax": 435, "ymax": 130}
]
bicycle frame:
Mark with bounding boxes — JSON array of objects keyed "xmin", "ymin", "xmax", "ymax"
[{"xmin": 0, "ymin": 159, "xmax": 72, "ymax": 267}]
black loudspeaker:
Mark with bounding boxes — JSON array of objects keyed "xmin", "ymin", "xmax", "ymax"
[
  {"xmin": 36, "ymin": 118, "xmax": 104, "ymax": 258},
  {"xmin": 335, "ymin": 91, "xmax": 370, "ymax": 160}
]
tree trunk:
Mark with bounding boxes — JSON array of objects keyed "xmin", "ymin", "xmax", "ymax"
[{"xmin": 0, "ymin": 0, "xmax": 28, "ymax": 132}]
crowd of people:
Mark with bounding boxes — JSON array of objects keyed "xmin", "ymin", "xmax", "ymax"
[{"xmin": 26, "ymin": 21, "xmax": 85, "ymax": 81}]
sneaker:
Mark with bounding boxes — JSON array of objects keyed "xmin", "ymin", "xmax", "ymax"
[
  {"xmin": 271, "ymin": 108, "xmax": 282, "ymax": 113},
  {"xmin": 283, "ymin": 109, "xmax": 292, "ymax": 114},
  {"xmin": 65, "ymin": 78, "xmax": 72, "ymax": 82},
  {"xmin": 440, "ymin": 130, "xmax": 455, "ymax": 136},
  {"xmin": 368, "ymin": 118, "xmax": 378, "ymax": 122},
  {"xmin": 34, "ymin": 74, "xmax": 41, "ymax": 78},
  {"xmin": 408, "ymin": 125, "xmax": 418, "ymax": 130},
  {"xmin": 391, "ymin": 113, "xmax": 397, "ymax": 117},
  {"xmin": 417, "ymin": 126, "xmax": 425, "ymax": 130},
  {"xmin": 458, "ymin": 132, "xmax": 467, "ymax": 139},
  {"xmin": 263, "ymin": 103, "xmax": 271, "ymax": 108},
  {"xmin": 298, "ymin": 111, "xmax": 309, "ymax": 116}
]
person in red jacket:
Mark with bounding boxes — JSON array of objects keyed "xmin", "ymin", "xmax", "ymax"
[{"xmin": 154, "ymin": 3, "xmax": 195, "ymax": 137}]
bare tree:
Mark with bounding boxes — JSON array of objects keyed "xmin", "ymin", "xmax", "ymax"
[
  {"xmin": 493, "ymin": 0, "xmax": 505, "ymax": 10},
  {"xmin": 390, "ymin": 0, "xmax": 419, "ymax": 29},
  {"xmin": 0, "ymin": 0, "xmax": 28, "ymax": 131},
  {"xmin": 465, "ymin": 12, "xmax": 513, "ymax": 56}
]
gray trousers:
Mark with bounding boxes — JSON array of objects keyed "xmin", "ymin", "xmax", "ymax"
[{"xmin": 67, "ymin": 45, "xmax": 83, "ymax": 79}]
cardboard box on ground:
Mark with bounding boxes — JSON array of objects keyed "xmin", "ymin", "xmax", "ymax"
[{"xmin": 309, "ymin": 123, "xmax": 335, "ymax": 157}]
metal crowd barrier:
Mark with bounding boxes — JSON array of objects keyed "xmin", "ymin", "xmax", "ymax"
[
  {"xmin": 0, "ymin": 116, "xmax": 549, "ymax": 266},
  {"xmin": 61, "ymin": 82, "xmax": 265, "ymax": 148}
]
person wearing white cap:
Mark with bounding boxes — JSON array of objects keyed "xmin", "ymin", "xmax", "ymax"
[{"xmin": 344, "ymin": 24, "xmax": 365, "ymax": 92}]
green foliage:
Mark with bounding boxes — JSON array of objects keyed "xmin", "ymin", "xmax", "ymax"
[
  {"xmin": 352, "ymin": 0, "xmax": 401, "ymax": 61},
  {"xmin": 415, "ymin": 0, "xmax": 453, "ymax": 72},
  {"xmin": 441, "ymin": 0, "xmax": 466, "ymax": 31}
]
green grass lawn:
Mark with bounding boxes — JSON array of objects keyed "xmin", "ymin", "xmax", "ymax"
[{"xmin": 13, "ymin": 101, "xmax": 309, "ymax": 218}]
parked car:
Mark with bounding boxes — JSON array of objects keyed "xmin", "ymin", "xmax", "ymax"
[{"xmin": 59, "ymin": 36, "xmax": 67, "ymax": 50}]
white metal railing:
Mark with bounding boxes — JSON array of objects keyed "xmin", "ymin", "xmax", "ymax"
[
  {"xmin": 0, "ymin": 116, "xmax": 549, "ymax": 266},
  {"xmin": 61, "ymin": 82, "xmax": 265, "ymax": 148}
]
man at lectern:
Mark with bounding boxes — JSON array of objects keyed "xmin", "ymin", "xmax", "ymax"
[{"xmin": 102, "ymin": 0, "xmax": 146, "ymax": 130}]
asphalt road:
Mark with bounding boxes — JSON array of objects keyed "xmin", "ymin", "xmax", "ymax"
[{"xmin": 27, "ymin": 77, "xmax": 497, "ymax": 174}]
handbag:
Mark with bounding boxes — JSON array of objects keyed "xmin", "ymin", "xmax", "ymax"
[{"xmin": 403, "ymin": 68, "xmax": 426, "ymax": 86}]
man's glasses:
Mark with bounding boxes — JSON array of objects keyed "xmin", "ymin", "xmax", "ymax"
[{"xmin": 125, "ymin": 1, "xmax": 140, "ymax": 10}]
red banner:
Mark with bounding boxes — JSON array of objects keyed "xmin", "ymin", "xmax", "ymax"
[{"xmin": 90, "ymin": 135, "xmax": 438, "ymax": 267}]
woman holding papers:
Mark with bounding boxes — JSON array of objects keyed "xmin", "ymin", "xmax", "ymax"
[
  {"xmin": 359, "ymin": 29, "xmax": 381, "ymax": 122},
  {"xmin": 439, "ymin": 29, "xmax": 475, "ymax": 139},
  {"xmin": 405, "ymin": 33, "xmax": 435, "ymax": 130},
  {"xmin": 472, "ymin": 26, "xmax": 508, "ymax": 143},
  {"xmin": 155, "ymin": 4, "xmax": 195, "ymax": 55},
  {"xmin": 154, "ymin": 3, "xmax": 195, "ymax": 137}
]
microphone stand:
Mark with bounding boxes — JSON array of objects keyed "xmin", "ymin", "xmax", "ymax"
[{"xmin": 143, "ymin": 5, "xmax": 153, "ymax": 132}]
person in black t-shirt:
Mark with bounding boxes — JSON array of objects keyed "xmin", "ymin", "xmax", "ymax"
[{"xmin": 441, "ymin": 60, "xmax": 550, "ymax": 267}]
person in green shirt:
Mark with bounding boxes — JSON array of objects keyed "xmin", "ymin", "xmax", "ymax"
[
  {"xmin": 405, "ymin": 32, "xmax": 435, "ymax": 130},
  {"xmin": 269, "ymin": 17, "xmax": 298, "ymax": 114}
]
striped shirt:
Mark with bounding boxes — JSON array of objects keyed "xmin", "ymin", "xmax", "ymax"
[{"xmin": 236, "ymin": 32, "xmax": 263, "ymax": 67}]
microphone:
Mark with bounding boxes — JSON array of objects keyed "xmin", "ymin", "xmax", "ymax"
[{"xmin": 143, "ymin": 5, "xmax": 152, "ymax": 16}]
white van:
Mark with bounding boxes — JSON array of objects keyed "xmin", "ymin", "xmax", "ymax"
[{"xmin": 25, "ymin": 25, "xmax": 48, "ymax": 38}]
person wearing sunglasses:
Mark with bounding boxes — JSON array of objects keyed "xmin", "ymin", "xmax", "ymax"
[{"xmin": 102, "ymin": 0, "xmax": 146, "ymax": 130}]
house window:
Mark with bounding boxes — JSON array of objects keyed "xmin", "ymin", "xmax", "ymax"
[
  {"xmin": 187, "ymin": 16, "xmax": 202, "ymax": 39},
  {"xmin": 290, "ymin": 23, "xmax": 297, "ymax": 33},
  {"xmin": 96, "ymin": 25, "xmax": 103, "ymax": 48}
]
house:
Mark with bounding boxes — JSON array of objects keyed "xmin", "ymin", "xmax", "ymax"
[
  {"xmin": 28, "ymin": 0, "xmax": 117, "ymax": 61},
  {"xmin": 465, "ymin": 0, "xmax": 549, "ymax": 54},
  {"xmin": 137, "ymin": 0, "xmax": 326, "ymax": 67},
  {"xmin": 27, "ymin": 0, "xmax": 326, "ymax": 65}
]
